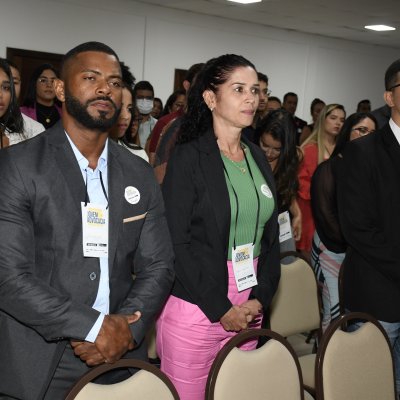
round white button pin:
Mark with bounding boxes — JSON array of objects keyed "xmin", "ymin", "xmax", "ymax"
[
  {"xmin": 125, "ymin": 186, "xmax": 140, "ymax": 204},
  {"xmin": 261, "ymin": 184, "xmax": 272, "ymax": 198}
]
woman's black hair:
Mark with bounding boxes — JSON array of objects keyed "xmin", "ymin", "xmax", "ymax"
[
  {"xmin": 0, "ymin": 58, "xmax": 24, "ymax": 138},
  {"xmin": 332, "ymin": 112, "xmax": 378, "ymax": 157},
  {"xmin": 161, "ymin": 89, "xmax": 186, "ymax": 117},
  {"xmin": 22, "ymin": 63, "xmax": 59, "ymax": 107},
  {"xmin": 177, "ymin": 54, "xmax": 256, "ymax": 144},
  {"xmin": 121, "ymin": 103, "xmax": 143, "ymax": 150},
  {"xmin": 310, "ymin": 98, "xmax": 325, "ymax": 115},
  {"xmin": 255, "ymin": 109, "xmax": 301, "ymax": 208}
]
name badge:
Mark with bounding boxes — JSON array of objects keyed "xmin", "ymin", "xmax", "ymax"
[
  {"xmin": 81, "ymin": 202, "xmax": 109, "ymax": 257},
  {"xmin": 232, "ymin": 243, "xmax": 257, "ymax": 292},
  {"xmin": 278, "ymin": 211, "xmax": 293, "ymax": 243}
]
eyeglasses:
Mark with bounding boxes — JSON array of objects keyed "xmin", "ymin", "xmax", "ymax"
[
  {"xmin": 37, "ymin": 77, "xmax": 56, "ymax": 85},
  {"xmin": 389, "ymin": 83, "xmax": 400, "ymax": 91},
  {"xmin": 352, "ymin": 126, "xmax": 375, "ymax": 136}
]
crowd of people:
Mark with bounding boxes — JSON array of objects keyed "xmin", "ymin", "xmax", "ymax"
[{"xmin": 0, "ymin": 41, "xmax": 399, "ymax": 400}]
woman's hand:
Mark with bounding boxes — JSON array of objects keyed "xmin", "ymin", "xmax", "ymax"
[
  {"xmin": 292, "ymin": 214, "xmax": 302, "ymax": 241},
  {"xmin": 239, "ymin": 299, "xmax": 262, "ymax": 323},
  {"xmin": 220, "ymin": 305, "xmax": 250, "ymax": 332},
  {"xmin": 289, "ymin": 198, "xmax": 302, "ymax": 241}
]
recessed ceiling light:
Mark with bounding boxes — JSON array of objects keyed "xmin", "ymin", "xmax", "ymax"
[
  {"xmin": 365, "ymin": 25, "xmax": 396, "ymax": 32},
  {"xmin": 227, "ymin": 0, "xmax": 262, "ymax": 4}
]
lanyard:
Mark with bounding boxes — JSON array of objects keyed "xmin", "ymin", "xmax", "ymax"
[
  {"xmin": 84, "ymin": 169, "xmax": 109, "ymax": 209},
  {"xmin": 222, "ymin": 146, "xmax": 261, "ymax": 250}
]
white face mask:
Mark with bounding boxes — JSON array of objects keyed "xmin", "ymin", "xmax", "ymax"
[{"xmin": 136, "ymin": 99, "xmax": 154, "ymax": 115}]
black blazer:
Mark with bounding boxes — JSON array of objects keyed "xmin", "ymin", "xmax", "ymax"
[
  {"xmin": 0, "ymin": 123, "xmax": 174, "ymax": 400},
  {"xmin": 162, "ymin": 129, "xmax": 280, "ymax": 323},
  {"xmin": 337, "ymin": 123, "xmax": 400, "ymax": 322}
]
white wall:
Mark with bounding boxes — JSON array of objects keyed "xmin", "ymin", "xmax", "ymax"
[{"xmin": 1, "ymin": 0, "xmax": 398, "ymax": 120}]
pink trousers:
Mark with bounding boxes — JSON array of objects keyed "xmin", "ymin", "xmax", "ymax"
[{"xmin": 156, "ymin": 259, "xmax": 262, "ymax": 400}]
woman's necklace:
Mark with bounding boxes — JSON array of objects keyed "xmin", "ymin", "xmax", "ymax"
[
  {"xmin": 36, "ymin": 105, "xmax": 57, "ymax": 125},
  {"xmin": 220, "ymin": 145, "xmax": 247, "ymax": 174}
]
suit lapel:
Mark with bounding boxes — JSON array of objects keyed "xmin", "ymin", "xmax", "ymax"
[
  {"xmin": 198, "ymin": 130, "xmax": 231, "ymax": 249},
  {"xmin": 49, "ymin": 124, "xmax": 123, "ymax": 270},
  {"xmin": 381, "ymin": 123, "xmax": 400, "ymax": 180},
  {"xmin": 48, "ymin": 123, "xmax": 86, "ymax": 212},
  {"xmin": 107, "ymin": 142, "xmax": 123, "ymax": 270}
]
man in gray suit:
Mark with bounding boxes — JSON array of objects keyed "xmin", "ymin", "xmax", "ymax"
[{"xmin": 0, "ymin": 42, "xmax": 174, "ymax": 399}]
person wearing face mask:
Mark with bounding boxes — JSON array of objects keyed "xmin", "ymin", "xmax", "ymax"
[{"xmin": 133, "ymin": 80, "xmax": 157, "ymax": 148}]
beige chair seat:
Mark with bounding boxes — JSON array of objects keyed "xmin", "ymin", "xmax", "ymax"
[
  {"xmin": 269, "ymin": 252, "xmax": 322, "ymax": 395},
  {"xmin": 315, "ymin": 312, "xmax": 396, "ymax": 400},
  {"xmin": 299, "ymin": 353, "xmax": 316, "ymax": 389},
  {"xmin": 206, "ymin": 329, "xmax": 306, "ymax": 400},
  {"xmin": 65, "ymin": 358, "xmax": 179, "ymax": 400}
]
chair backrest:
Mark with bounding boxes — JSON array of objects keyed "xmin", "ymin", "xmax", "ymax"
[
  {"xmin": 206, "ymin": 329, "xmax": 305, "ymax": 400},
  {"xmin": 315, "ymin": 312, "xmax": 396, "ymax": 400},
  {"xmin": 65, "ymin": 358, "xmax": 179, "ymax": 400},
  {"xmin": 270, "ymin": 252, "xmax": 321, "ymax": 337}
]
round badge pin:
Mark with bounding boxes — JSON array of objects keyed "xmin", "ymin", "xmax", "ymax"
[
  {"xmin": 261, "ymin": 184, "xmax": 272, "ymax": 198},
  {"xmin": 125, "ymin": 186, "xmax": 140, "ymax": 205}
]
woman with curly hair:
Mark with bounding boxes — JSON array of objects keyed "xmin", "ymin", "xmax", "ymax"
[
  {"xmin": 157, "ymin": 54, "xmax": 280, "ymax": 400},
  {"xmin": 255, "ymin": 109, "xmax": 302, "ymax": 255},
  {"xmin": 0, "ymin": 58, "xmax": 25, "ymax": 147}
]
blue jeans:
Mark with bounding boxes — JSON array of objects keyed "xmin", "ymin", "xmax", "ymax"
[{"xmin": 349, "ymin": 319, "xmax": 400, "ymax": 396}]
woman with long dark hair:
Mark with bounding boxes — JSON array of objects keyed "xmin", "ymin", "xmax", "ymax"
[
  {"xmin": 0, "ymin": 58, "xmax": 24, "ymax": 148},
  {"xmin": 21, "ymin": 63, "xmax": 61, "ymax": 129},
  {"xmin": 109, "ymin": 83, "xmax": 148, "ymax": 161},
  {"xmin": 157, "ymin": 54, "xmax": 280, "ymax": 400},
  {"xmin": 255, "ymin": 109, "xmax": 302, "ymax": 253},
  {"xmin": 160, "ymin": 89, "xmax": 186, "ymax": 117},
  {"xmin": 311, "ymin": 112, "xmax": 377, "ymax": 330}
]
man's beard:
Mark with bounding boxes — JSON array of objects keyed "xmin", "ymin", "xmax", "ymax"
[{"xmin": 65, "ymin": 91, "xmax": 121, "ymax": 131}]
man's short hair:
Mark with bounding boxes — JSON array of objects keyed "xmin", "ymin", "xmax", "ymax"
[
  {"xmin": 61, "ymin": 41, "xmax": 119, "ymax": 79},
  {"xmin": 133, "ymin": 81, "xmax": 154, "ymax": 97},
  {"xmin": 283, "ymin": 92, "xmax": 298, "ymax": 102},
  {"xmin": 257, "ymin": 72, "xmax": 268, "ymax": 85},
  {"xmin": 385, "ymin": 59, "xmax": 400, "ymax": 90},
  {"xmin": 268, "ymin": 96, "xmax": 282, "ymax": 105},
  {"xmin": 357, "ymin": 99, "xmax": 371, "ymax": 110}
]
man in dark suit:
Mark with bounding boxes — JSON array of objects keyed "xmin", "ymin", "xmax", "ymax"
[
  {"xmin": 282, "ymin": 92, "xmax": 307, "ymax": 144},
  {"xmin": 337, "ymin": 59, "xmax": 400, "ymax": 396},
  {"xmin": 0, "ymin": 42, "xmax": 174, "ymax": 399}
]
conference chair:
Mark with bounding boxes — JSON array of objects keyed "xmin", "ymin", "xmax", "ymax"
[
  {"xmin": 269, "ymin": 251, "xmax": 322, "ymax": 394},
  {"xmin": 205, "ymin": 328, "xmax": 313, "ymax": 400},
  {"xmin": 65, "ymin": 358, "xmax": 179, "ymax": 400},
  {"xmin": 315, "ymin": 312, "xmax": 396, "ymax": 400}
]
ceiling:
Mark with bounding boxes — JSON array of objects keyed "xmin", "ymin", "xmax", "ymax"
[{"xmin": 135, "ymin": 0, "xmax": 400, "ymax": 49}]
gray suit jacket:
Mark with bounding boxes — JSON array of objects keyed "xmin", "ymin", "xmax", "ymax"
[{"xmin": 0, "ymin": 123, "xmax": 174, "ymax": 399}]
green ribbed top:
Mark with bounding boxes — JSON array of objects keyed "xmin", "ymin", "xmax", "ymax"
[{"xmin": 221, "ymin": 144, "xmax": 275, "ymax": 260}]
